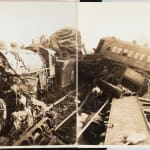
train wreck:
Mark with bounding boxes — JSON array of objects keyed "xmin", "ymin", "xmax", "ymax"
[
  {"xmin": 0, "ymin": 28, "xmax": 78, "ymax": 146},
  {"xmin": 1, "ymin": 27, "xmax": 150, "ymax": 146},
  {"xmin": 78, "ymin": 37, "xmax": 150, "ymax": 145}
]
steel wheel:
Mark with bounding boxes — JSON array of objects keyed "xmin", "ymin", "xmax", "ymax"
[{"xmin": 0, "ymin": 98, "xmax": 7, "ymax": 132}]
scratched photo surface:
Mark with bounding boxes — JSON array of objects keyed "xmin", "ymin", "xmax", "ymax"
[
  {"xmin": 77, "ymin": 2, "xmax": 150, "ymax": 145},
  {"xmin": 0, "ymin": 1, "xmax": 77, "ymax": 146}
]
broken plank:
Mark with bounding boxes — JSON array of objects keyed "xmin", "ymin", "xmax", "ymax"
[
  {"xmin": 138, "ymin": 97, "xmax": 150, "ymax": 102},
  {"xmin": 105, "ymin": 96, "xmax": 150, "ymax": 145}
]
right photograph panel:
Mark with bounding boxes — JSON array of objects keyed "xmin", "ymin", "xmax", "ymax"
[{"xmin": 77, "ymin": 2, "xmax": 150, "ymax": 145}]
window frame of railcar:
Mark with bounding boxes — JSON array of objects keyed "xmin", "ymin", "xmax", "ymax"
[
  {"xmin": 116, "ymin": 47, "xmax": 122, "ymax": 54},
  {"xmin": 138, "ymin": 53, "xmax": 146, "ymax": 61},
  {"xmin": 122, "ymin": 48, "xmax": 129, "ymax": 56},
  {"xmin": 134, "ymin": 52, "xmax": 140, "ymax": 60},
  {"xmin": 106, "ymin": 46, "xmax": 112, "ymax": 51},
  {"xmin": 127, "ymin": 50, "xmax": 134, "ymax": 58},
  {"xmin": 112, "ymin": 46, "xmax": 118, "ymax": 53}
]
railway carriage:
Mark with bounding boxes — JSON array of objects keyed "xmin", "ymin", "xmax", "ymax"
[{"xmin": 95, "ymin": 37, "xmax": 150, "ymax": 73}]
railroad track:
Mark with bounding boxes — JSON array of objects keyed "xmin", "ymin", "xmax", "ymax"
[
  {"xmin": 12, "ymin": 89, "xmax": 76, "ymax": 146},
  {"xmin": 77, "ymin": 88, "xmax": 111, "ymax": 145},
  {"xmin": 138, "ymin": 97, "xmax": 150, "ymax": 130}
]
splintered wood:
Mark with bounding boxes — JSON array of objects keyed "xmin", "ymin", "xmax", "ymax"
[{"xmin": 105, "ymin": 96, "xmax": 150, "ymax": 145}]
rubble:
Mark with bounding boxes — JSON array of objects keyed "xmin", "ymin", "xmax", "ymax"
[
  {"xmin": 0, "ymin": 28, "xmax": 77, "ymax": 145},
  {"xmin": 78, "ymin": 36, "xmax": 150, "ymax": 145},
  {"xmin": 2, "ymin": 28, "xmax": 150, "ymax": 146},
  {"xmin": 121, "ymin": 133, "xmax": 146, "ymax": 145},
  {"xmin": 82, "ymin": 113, "xmax": 106, "ymax": 144},
  {"xmin": 31, "ymin": 28, "xmax": 84, "ymax": 58}
]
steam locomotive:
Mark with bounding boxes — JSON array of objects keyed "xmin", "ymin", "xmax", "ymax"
[
  {"xmin": 0, "ymin": 44, "xmax": 75, "ymax": 136},
  {"xmin": 0, "ymin": 46, "xmax": 56, "ymax": 132}
]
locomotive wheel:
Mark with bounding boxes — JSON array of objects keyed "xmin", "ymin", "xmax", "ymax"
[{"xmin": 0, "ymin": 98, "xmax": 7, "ymax": 132}]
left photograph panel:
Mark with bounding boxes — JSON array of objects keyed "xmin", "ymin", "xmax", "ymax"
[{"xmin": 0, "ymin": 1, "xmax": 77, "ymax": 146}]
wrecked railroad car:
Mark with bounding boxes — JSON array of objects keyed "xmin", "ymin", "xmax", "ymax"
[
  {"xmin": 56, "ymin": 58, "xmax": 76, "ymax": 88},
  {"xmin": 79, "ymin": 36, "xmax": 150, "ymax": 95},
  {"xmin": 0, "ymin": 44, "xmax": 76, "ymax": 136},
  {"xmin": 78, "ymin": 37, "xmax": 150, "ymax": 145},
  {"xmin": 0, "ymin": 46, "xmax": 56, "ymax": 94},
  {"xmin": 121, "ymin": 67, "xmax": 147, "ymax": 95},
  {"xmin": 79, "ymin": 56, "xmax": 147, "ymax": 96},
  {"xmin": 0, "ymin": 46, "xmax": 56, "ymax": 132},
  {"xmin": 95, "ymin": 36, "xmax": 150, "ymax": 73}
]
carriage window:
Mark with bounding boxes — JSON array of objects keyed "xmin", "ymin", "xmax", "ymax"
[
  {"xmin": 134, "ymin": 52, "xmax": 140, "ymax": 59},
  {"xmin": 139, "ymin": 54, "xmax": 146, "ymax": 61},
  {"xmin": 52, "ymin": 56, "xmax": 55, "ymax": 65},
  {"xmin": 106, "ymin": 46, "xmax": 111, "ymax": 51},
  {"xmin": 122, "ymin": 49, "xmax": 128, "ymax": 56},
  {"xmin": 112, "ymin": 46, "xmax": 118, "ymax": 53},
  {"xmin": 147, "ymin": 56, "xmax": 150, "ymax": 63},
  {"xmin": 127, "ymin": 50, "xmax": 134, "ymax": 57},
  {"xmin": 116, "ymin": 47, "xmax": 122, "ymax": 54}
]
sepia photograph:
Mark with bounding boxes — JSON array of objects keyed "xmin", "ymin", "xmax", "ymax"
[
  {"xmin": 77, "ymin": 2, "xmax": 150, "ymax": 146},
  {"xmin": 0, "ymin": 1, "xmax": 78, "ymax": 146},
  {"xmin": 1, "ymin": 0, "xmax": 150, "ymax": 149}
]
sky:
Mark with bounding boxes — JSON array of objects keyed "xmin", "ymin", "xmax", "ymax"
[
  {"xmin": 0, "ymin": 1, "xmax": 77, "ymax": 45},
  {"xmin": 1, "ymin": 2, "xmax": 150, "ymax": 51},
  {"xmin": 78, "ymin": 3, "xmax": 150, "ymax": 51}
]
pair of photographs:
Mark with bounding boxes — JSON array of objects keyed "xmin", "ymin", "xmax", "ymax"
[{"xmin": 0, "ymin": 1, "xmax": 150, "ymax": 148}]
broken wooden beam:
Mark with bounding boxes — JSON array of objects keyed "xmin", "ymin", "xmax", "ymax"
[{"xmin": 96, "ymin": 79, "xmax": 123, "ymax": 98}]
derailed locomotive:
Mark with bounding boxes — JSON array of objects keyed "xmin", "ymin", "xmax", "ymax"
[{"xmin": 0, "ymin": 46, "xmax": 56, "ymax": 135}]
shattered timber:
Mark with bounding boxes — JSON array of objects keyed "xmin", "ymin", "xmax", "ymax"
[{"xmin": 78, "ymin": 36, "xmax": 150, "ymax": 145}]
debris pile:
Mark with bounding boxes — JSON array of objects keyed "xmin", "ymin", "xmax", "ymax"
[
  {"xmin": 32, "ymin": 28, "xmax": 83, "ymax": 57},
  {"xmin": 78, "ymin": 36, "xmax": 150, "ymax": 145},
  {"xmin": 0, "ymin": 27, "xmax": 77, "ymax": 145},
  {"xmin": 49, "ymin": 28, "xmax": 83, "ymax": 56}
]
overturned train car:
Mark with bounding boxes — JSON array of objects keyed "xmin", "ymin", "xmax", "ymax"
[
  {"xmin": 95, "ymin": 37, "xmax": 150, "ymax": 73},
  {"xmin": 78, "ymin": 37, "xmax": 150, "ymax": 145},
  {"xmin": 79, "ymin": 37, "xmax": 150, "ymax": 96}
]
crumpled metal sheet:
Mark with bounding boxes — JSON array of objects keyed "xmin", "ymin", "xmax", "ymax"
[{"xmin": 0, "ymin": 49, "xmax": 44, "ymax": 75}]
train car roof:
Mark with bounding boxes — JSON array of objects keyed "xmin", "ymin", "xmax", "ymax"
[{"xmin": 100, "ymin": 36, "xmax": 150, "ymax": 55}]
